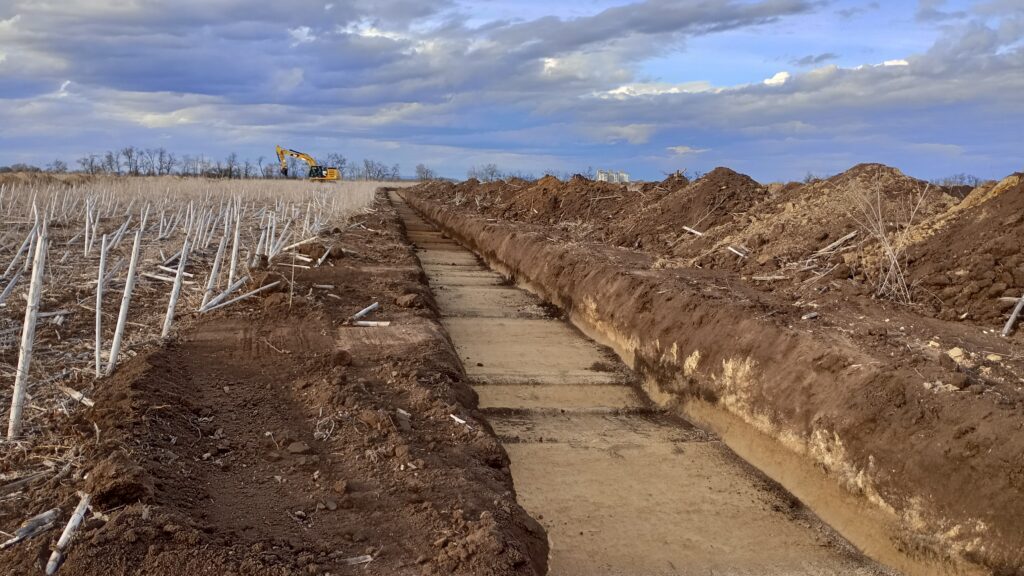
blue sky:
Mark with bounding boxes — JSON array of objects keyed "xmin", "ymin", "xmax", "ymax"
[{"xmin": 0, "ymin": 0, "xmax": 1022, "ymax": 181}]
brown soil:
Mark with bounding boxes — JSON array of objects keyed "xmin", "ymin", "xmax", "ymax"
[
  {"xmin": 0, "ymin": 192, "xmax": 547, "ymax": 576},
  {"xmin": 412, "ymin": 164, "xmax": 1021, "ymax": 336},
  {"xmin": 908, "ymin": 174, "xmax": 1024, "ymax": 323},
  {"xmin": 394, "ymin": 194, "xmax": 894, "ymax": 576},
  {"xmin": 404, "ymin": 187, "xmax": 1024, "ymax": 576}
]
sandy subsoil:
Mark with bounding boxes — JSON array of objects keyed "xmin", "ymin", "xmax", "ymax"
[
  {"xmin": 394, "ymin": 193, "xmax": 891, "ymax": 576},
  {"xmin": 0, "ymin": 192, "xmax": 547, "ymax": 576},
  {"xmin": 402, "ymin": 186, "xmax": 1024, "ymax": 576}
]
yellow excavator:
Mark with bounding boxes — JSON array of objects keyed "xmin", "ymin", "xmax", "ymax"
[{"xmin": 275, "ymin": 145, "xmax": 340, "ymax": 181}]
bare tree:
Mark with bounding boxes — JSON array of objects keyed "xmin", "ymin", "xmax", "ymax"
[
  {"xmin": 121, "ymin": 146, "xmax": 140, "ymax": 176},
  {"xmin": 77, "ymin": 155, "xmax": 101, "ymax": 175},
  {"xmin": 468, "ymin": 163, "xmax": 502, "ymax": 182},
  {"xmin": 141, "ymin": 148, "xmax": 159, "ymax": 176},
  {"xmin": 102, "ymin": 150, "xmax": 122, "ymax": 175},
  {"xmin": 325, "ymin": 153, "xmax": 348, "ymax": 175},
  {"xmin": 157, "ymin": 149, "xmax": 176, "ymax": 175},
  {"xmin": 225, "ymin": 153, "xmax": 239, "ymax": 179},
  {"xmin": 46, "ymin": 159, "xmax": 68, "ymax": 173},
  {"xmin": 415, "ymin": 164, "xmax": 436, "ymax": 181}
]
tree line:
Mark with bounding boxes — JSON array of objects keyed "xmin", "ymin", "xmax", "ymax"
[{"xmin": 0, "ymin": 147, "xmax": 407, "ymax": 181}]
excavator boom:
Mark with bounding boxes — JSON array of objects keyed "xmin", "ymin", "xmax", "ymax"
[{"xmin": 275, "ymin": 145, "xmax": 340, "ymax": 181}]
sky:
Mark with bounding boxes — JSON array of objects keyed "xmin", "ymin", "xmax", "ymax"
[{"xmin": 0, "ymin": 0, "xmax": 1022, "ymax": 182}]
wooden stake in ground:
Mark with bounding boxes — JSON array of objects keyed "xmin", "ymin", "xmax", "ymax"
[
  {"xmin": 45, "ymin": 492, "xmax": 91, "ymax": 575},
  {"xmin": 106, "ymin": 230, "xmax": 142, "ymax": 377},
  {"xmin": 201, "ymin": 234, "xmax": 228, "ymax": 310},
  {"xmin": 7, "ymin": 219, "xmax": 48, "ymax": 440},
  {"xmin": 161, "ymin": 236, "xmax": 191, "ymax": 338},
  {"xmin": 95, "ymin": 234, "xmax": 108, "ymax": 377},
  {"xmin": 1002, "ymin": 291, "xmax": 1024, "ymax": 337}
]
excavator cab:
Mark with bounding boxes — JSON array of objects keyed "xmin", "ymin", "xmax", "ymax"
[{"xmin": 308, "ymin": 165, "xmax": 340, "ymax": 180}]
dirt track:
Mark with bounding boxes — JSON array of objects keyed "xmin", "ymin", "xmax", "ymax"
[{"xmin": 393, "ymin": 193, "xmax": 891, "ymax": 575}]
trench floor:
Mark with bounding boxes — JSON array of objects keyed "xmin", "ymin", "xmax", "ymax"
[{"xmin": 392, "ymin": 193, "xmax": 891, "ymax": 576}]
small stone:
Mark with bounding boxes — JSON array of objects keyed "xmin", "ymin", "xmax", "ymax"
[
  {"xmin": 986, "ymin": 354, "xmax": 1002, "ymax": 362},
  {"xmin": 326, "ymin": 499, "xmax": 338, "ymax": 511},
  {"xmin": 395, "ymin": 293, "xmax": 422, "ymax": 308},
  {"xmin": 333, "ymin": 480, "xmax": 349, "ymax": 494},
  {"xmin": 947, "ymin": 347, "xmax": 966, "ymax": 363},
  {"xmin": 948, "ymin": 373, "xmax": 970, "ymax": 390},
  {"xmin": 801, "ymin": 312, "xmax": 819, "ymax": 320},
  {"xmin": 287, "ymin": 441, "xmax": 313, "ymax": 455},
  {"xmin": 331, "ymin": 349, "xmax": 353, "ymax": 367}
]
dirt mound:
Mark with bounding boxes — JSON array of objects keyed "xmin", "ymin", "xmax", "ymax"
[
  {"xmin": 612, "ymin": 167, "xmax": 766, "ymax": 251},
  {"xmin": 909, "ymin": 174, "xmax": 1024, "ymax": 322},
  {"xmin": 695, "ymin": 163, "xmax": 956, "ymax": 270}
]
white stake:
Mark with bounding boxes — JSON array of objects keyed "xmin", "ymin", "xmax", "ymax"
[
  {"xmin": 161, "ymin": 237, "xmax": 191, "ymax": 338},
  {"xmin": 106, "ymin": 230, "xmax": 142, "ymax": 377},
  {"xmin": 95, "ymin": 234, "xmax": 108, "ymax": 377},
  {"xmin": 202, "ymin": 281, "xmax": 280, "ymax": 313},
  {"xmin": 45, "ymin": 492, "xmax": 91, "ymax": 575},
  {"xmin": 200, "ymin": 275, "xmax": 249, "ymax": 312},
  {"xmin": 228, "ymin": 204, "xmax": 241, "ymax": 286},
  {"xmin": 202, "ymin": 234, "xmax": 228, "ymax": 309},
  {"xmin": 7, "ymin": 219, "xmax": 47, "ymax": 440}
]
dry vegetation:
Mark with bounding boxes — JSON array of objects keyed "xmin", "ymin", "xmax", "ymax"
[{"xmin": 0, "ymin": 177, "xmax": 393, "ymax": 480}]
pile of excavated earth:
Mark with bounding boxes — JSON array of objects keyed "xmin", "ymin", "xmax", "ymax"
[
  {"xmin": 415, "ymin": 164, "xmax": 1022, "ymax": 327},
  {"xmin": 406, "ymin": 165, "xmax": 1024, "ymax": 576}
]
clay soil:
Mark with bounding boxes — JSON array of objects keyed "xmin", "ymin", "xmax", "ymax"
[
  {"xmin": 0, "ymin": 191, "xmax": 546, "ymax": 576},
  {"xmin": 405, "ymin": 170, "xmax": 1024, "ymax": 575}
]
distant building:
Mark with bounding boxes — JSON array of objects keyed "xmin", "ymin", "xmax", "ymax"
[{"xmin": 596, "ymin": 169, "xmax": 630, "ymax": 184}]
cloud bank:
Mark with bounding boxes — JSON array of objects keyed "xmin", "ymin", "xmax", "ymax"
[{"xmin": 0, "ymin": 0, "xmax": 1021, "ymax": 180}]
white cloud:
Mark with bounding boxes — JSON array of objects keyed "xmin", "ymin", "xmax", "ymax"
[
  {"xmin": 763, "ymin": 71, "xmax": 791, "ymax": 86},
  {"xmin": 288, "ymin": 26, "xmax": 316, "ymax": 46},
  {"xmin": 667, "ymin": 145, "xmax": 709, "ymax": 156},
  {"xmin": 598, "ymin": 81, "xmax": 717, "ymax": 99},
  {"xmin": 882, "ymin": 59, "xmax": 910, "ymax": 66}
]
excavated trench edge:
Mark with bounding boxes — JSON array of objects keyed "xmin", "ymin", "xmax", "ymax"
[{"xmin": 399, "ymin": 192, "xmax": 990, "ymax": 576}]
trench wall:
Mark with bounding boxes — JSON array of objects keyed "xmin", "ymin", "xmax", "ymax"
[{"xmin": 404, "ymin": 192, "xmax": 1023, "ymax": 576}]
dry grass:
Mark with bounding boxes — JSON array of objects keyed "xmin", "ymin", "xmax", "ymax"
[
  {"xmin": 839, "ymin": 178, "xmax": 932, "ymax": 305},
  {"xmin": 0, "ymin": 176, "xmax": 404, "ymax": 478}
]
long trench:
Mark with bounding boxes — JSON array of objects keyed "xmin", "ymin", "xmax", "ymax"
[{"xmin": 392, "ymin": 193, "xmax": 893, "ymax": 576}]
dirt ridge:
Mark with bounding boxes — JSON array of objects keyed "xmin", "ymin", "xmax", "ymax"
[{"xmin": 403, "ymin": 190, "xmax": 1024, "ymax": 576}]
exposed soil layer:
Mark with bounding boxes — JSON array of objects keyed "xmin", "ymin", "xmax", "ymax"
[
  {"xmin": 394, "ymin": 194, "xmax": 893, "ymax": 575},
  {"xmin": 0, "ymin": 192, "xmax": 547, "ymax": 576},
  {"xmin": 403, "ymin": 189, "xmax": 1024, "ymax": 576}
]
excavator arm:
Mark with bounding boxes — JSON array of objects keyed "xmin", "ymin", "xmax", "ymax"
[{"xmin": 275, "ymin": 145, "xmax": 340, "ymax": 181}]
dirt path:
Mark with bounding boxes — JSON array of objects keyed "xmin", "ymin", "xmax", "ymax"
[{"xmin": 393, "ymin": 193, "xmax": 894, "ymax": 576}]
